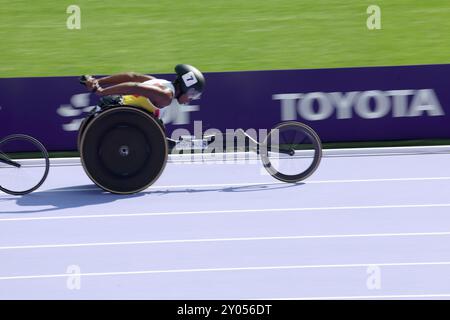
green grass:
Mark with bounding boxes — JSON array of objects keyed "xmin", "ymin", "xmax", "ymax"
[{"xmin": 0, "ymin": 0, "xmax": 449, "ymax": 77}]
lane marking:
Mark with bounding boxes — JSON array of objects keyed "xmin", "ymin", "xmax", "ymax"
[
  {"xmin": 47, "ymin": 151, "xmax": 449, "ymax": 166},
  {"xmin": 2, "ymin": 203, "xmax": 450, "ymax": 222},
  {"xmin": 1, "ymin": 261, "xmax": 450, "ymax": 281},
  {"xmin": 259, "ymin": 293, "xmax": 450, "ymax": 300},
  {"xmin": 48, "ymin": 147, "xmax": 450, "ymax": 167},
  {"xmin": 309, "ymin": 177, "xmax": 450, "ymax": 183},
  {"xmin": 1, "ymin": 231, "xmax": 450, "ymax": 251}
]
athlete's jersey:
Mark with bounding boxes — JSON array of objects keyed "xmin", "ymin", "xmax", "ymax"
[
  {"xmin": 158, "ymin": 98, "xmax": 182, "ymax": 125},
  {"xmin": 121, "ymin": 79, "xmax": 175, "ymax": 117}
]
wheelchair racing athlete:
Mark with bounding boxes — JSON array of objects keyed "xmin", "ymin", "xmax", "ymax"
[{"xmin": 81, "ymin": 64, "xmax": 205, "ymax": 121}]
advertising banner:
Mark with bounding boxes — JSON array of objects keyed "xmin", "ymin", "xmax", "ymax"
[{"xmin": 0, "ymin": 64, "xmax": 449, "ymax": 151}]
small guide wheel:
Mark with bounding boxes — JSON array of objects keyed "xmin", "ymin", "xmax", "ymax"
[{"xmin": 260, "ymin": 121, "xmax": 322, "ymax": 183}]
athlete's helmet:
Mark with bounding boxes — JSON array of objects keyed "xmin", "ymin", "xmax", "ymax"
[{"xmin": 174, "ymin": 64, "xmax": 205, "ymax": 99}]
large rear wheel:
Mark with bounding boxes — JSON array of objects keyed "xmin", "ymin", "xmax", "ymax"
[{"xmin": 79, "ymin": 107, "xmax": 168, "ymax": 194}]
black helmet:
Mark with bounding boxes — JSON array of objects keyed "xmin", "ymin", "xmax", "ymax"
[{"xmin": 174, "ymin": 64, "xmax": 205, "ymax": 99}]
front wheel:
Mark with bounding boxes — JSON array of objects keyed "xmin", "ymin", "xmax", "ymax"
[
  {"xmin": 0, "ymin": 134, "xmax": 50, "ymax": 195},
  {"xmin": 260, "ymin": 121, "xmax": 322, "ymax": 183}
]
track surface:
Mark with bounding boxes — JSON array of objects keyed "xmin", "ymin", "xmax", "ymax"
[{"xmin": 1, "ymin": 148, "xmax": 450, "ymax": 299}]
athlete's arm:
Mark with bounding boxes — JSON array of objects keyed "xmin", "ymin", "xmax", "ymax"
[
  {"xmin": 96, "ymin": 72, "xmax": 155, "ymax": 86},
  {"xmin": 96, "ymin": 82, "xmax": 172, "ymax": 107}
]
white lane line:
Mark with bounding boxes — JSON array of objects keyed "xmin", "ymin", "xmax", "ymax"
[
  {"xmin": 2, "ymin": 203, "xmax": 450, "ymax": 222},
  {"xmin": 1, "ymin": 261, "xmax": 450, "ymax": 281},
  {"xmin": 49, "ymin": 147, "xmax": 450, "ymax": 167},
  {"xmin": 32, "ymin": 176, "xmax": 450, "ymax": 193},
  {"xmin": 1, "ymin": 231, "xmax": 450, "ymax": 251},
  {"xmin": 309, "ymin": 177, "xmax": 450, "ymax": 184},
  {"xmin": 260, "ymin": 293, "xmax": 450, "ymax": 300}
]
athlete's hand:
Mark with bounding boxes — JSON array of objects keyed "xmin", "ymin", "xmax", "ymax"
[
  {"xmin": 80, "ymin": 75, "xmax": 99, "ymax": 92},
  {"xmin": 94, "ymin": 86, "xmax": 104, "ymax": 96},
  {"xmin": 86, "ymin": 77, "xmax": 99, "ymax": 92}
]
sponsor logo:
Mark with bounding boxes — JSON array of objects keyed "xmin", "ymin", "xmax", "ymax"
[
  {"xmin": 57, "ymin": 94, "xmax": 199, "ymax": 131},
  {"xmin": 273, "ymin": 89, "xmax": 444, "ymax": 121},
  {"xmin": 56, "ymin": 93, "xmax": 94, "ymax": 131}
]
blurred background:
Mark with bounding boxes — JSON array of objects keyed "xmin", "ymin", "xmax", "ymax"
[{"xmin": 0, "ymin": 0, "xmax": 449, "ymax": 77}]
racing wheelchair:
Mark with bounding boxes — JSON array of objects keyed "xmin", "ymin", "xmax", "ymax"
[
  {"xmin": 77, "ymin": 104, "xmax": 322, "ymax": 194},
  {"xmin": 78, "ymin": 73, "xmax": 322, "ymax": 194}
]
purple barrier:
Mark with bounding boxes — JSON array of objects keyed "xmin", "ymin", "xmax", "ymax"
[{"xmin": 0, "ymin": 64, "xmax": 449, "ymax": 151}]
